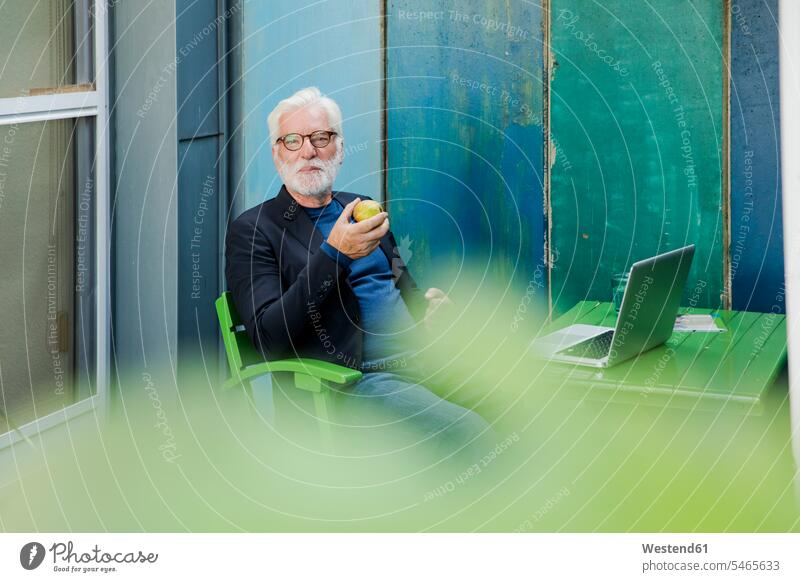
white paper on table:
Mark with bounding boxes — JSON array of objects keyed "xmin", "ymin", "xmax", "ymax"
[{"xmin": 674, "ymin": 314, "xmax": 725, "ymax": 332}]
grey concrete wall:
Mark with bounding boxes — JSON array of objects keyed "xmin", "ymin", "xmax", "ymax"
[{"xmin": 111, "ymin": 1, "xmax": 178, "ymax": 384}]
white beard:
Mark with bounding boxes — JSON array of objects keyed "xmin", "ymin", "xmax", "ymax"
[{"xmin": 278, "ymin": 145, "xmax": 343, "ymax": 199}]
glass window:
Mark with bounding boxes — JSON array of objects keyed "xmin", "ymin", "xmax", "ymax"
[
  {"xmin": 0, "ymin": 0, "xmax": 94, "ymax": 99},
  {"xmin": 0, "ymin": 117, "xmax": 96, "ymax": 434},
  {"xmin": 0, "ymin": 0, "xmax": 104, "ymax": 446}
]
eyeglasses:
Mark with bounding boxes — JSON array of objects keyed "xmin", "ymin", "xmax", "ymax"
[{"xmin": 276, "ymin": 130, "xmax": 338, "ymax": 151}]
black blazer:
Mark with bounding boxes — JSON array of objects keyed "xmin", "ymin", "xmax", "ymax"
[{"xmin": 225, "ymin": 185, "xmax": 428, "ymax": 371}]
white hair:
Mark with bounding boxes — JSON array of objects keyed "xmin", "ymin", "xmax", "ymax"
[{"xmin": 267, "ymin": 87, "xmax": 343, "ymax": 144}]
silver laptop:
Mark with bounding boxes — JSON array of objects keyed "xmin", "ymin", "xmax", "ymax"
[{"xmin": 532, "ymin": 245, "xmax": 695, "ymax": 368}]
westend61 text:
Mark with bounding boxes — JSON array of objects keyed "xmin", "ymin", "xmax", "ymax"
[{"xmin": 642, "ymin": 543, "xmax": 708, "ymax": 554}]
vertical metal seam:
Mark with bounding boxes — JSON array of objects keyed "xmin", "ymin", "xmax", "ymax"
[
  {"xmin": 219, "ymin": 0, "xmax": 231, "ymax": 379},
  {"xmin": 107, "ymin": 0, "xmax": 118, "ymax": 409},
  {"xmin": 723, "ymin": 0, "xmax": 732, "ymax": 309},
  {"xmin": 543, "ymin": 0, "xmax": 553, "ymax": 320},
  {"xmin": 381, "ymin": 0, "xmax": 388, "ymax": 207}
]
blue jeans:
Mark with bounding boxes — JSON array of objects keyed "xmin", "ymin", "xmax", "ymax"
[{"xmin": 333, "ymin": 351, "xmax": 496, "ymax": 464}]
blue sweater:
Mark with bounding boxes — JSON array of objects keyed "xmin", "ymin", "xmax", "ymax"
[{"xmin": 303, "ymin": 198, "xmax": 417, "ymax": 364}]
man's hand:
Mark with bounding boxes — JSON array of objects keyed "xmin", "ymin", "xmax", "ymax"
[
  {"xmin": 423, "ymin": 287, "xmax": 454, "ymax": 331},
  {"xmin": 326, "ymin": 197, "xmax": 389, "ymax": 260}
]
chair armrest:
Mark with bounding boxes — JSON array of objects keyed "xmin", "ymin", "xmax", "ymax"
[
  {"xmin": 273, "ymin": 358, "xmax": 363, "ymax": 385},
  {"xmin": 224, "ymin": 357, "xmax": 362, "ymax": 390}
]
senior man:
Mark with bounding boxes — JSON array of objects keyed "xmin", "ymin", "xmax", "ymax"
[{"xmin": 225, "ymin": 87, "xmax": 492, "ymax": 459}]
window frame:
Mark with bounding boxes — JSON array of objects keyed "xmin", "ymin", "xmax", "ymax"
[{"xmin": 0, "ymin": 0, "xmax": 110, "ymax": 448}]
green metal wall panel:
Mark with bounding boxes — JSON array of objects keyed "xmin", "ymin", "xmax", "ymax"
[
  {"xmin": 549, "ymin": 0, "xmax": 726, "ymax": 313},
  {"xmin": 387, "ymin": 1, "xmax": 546, "ymax": 295},
  {"xmin": 730, "ymin": 0, "xmax": 784, "ymax": 313}
]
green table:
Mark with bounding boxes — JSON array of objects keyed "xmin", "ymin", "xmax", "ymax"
[{"xmin": 541, "ymin": 301, "xmax": 787, "ymax": 414}]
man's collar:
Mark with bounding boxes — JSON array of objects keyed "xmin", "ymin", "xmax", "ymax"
[
  {"xmin": 276, "ymin": 185, "xmax": 301, "ymax": 222},
  {"xmin": 276, "ymin": 185, "xmax": 323, "ymax": 250},
  {"xmin": 277, "ymin": 185, "xmax": 356, "ymax": 222}
]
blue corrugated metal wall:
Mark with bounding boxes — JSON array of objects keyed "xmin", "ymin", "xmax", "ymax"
[
  {"xmin": 232, "ymin": 1, "xmax": 783, "ymax": 316},
  {"xmin": 386, "ymin": 1, "xmax": 546, "ymax": 295},
  {"xmin": 242, "ymin": 0, "xmax": 384, "ymax": 209}
]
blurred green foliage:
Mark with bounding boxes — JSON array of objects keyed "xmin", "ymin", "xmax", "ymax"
[{"xmin": 1, "ymin": 268, "xmax": 797, "ymax": 532}]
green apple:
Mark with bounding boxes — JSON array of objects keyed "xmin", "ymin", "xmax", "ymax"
[{"xmin": 353, "ymin": 199, "xmax": 383, "ymax": 222}]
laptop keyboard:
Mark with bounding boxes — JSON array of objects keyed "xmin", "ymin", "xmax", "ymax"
[{"xmin": 558, "ymin": 330, "xmax": 614, "ymax": 360}]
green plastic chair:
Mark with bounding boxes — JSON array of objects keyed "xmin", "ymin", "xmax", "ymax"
[{"xmin": 215, "ymin": 291, "xmax": 362, "ymax": 445}]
